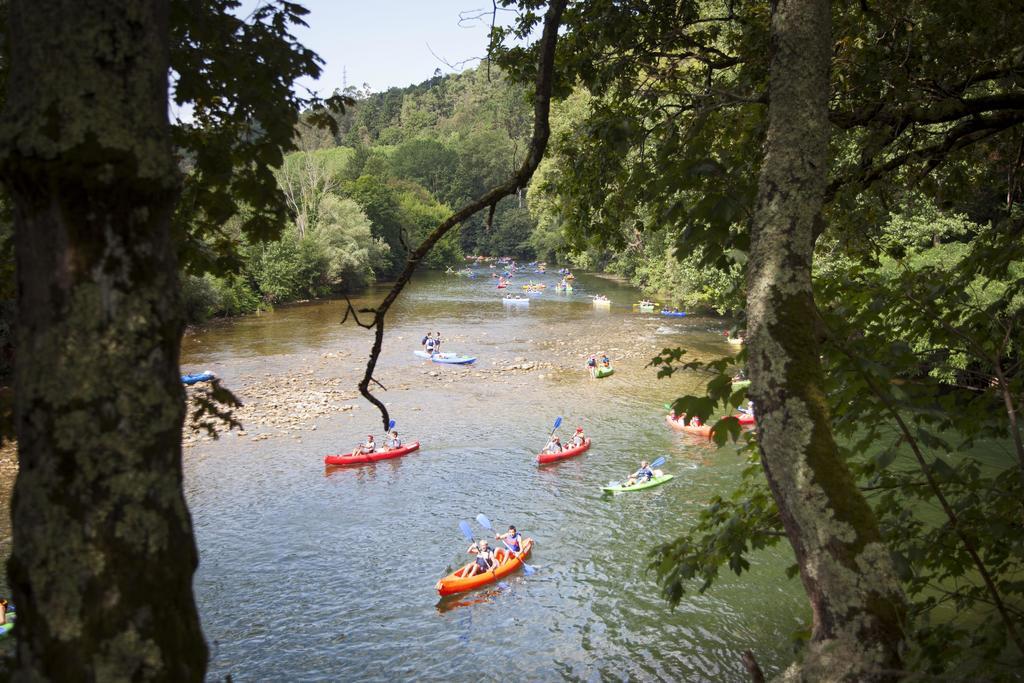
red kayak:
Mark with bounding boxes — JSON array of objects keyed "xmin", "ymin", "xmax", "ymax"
[
  {"xmin": 536, "ymin": 438, "xmax": 591, "ymax": 464},
  {"xmin": 324, "ymin": 441, "xmax": 420, "ymax": 467}
]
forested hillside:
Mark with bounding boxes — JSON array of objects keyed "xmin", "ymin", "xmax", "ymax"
[{"xmin": 182, "ymin": 66, "xmax": 540, "ymax": 320}]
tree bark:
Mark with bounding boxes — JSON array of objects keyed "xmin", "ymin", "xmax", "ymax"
[
  {"xmin": 0, "ymin": 1, "xmax": 207, "ymax": 679},
  {"xmin": 746, "ymin": 0, "xmax": 906, "ymax": 680}
]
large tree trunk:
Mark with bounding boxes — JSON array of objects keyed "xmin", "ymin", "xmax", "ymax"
[
  {"xmin": 746, "ymin": 0, "xmax": 906, "ymax": 680},
  {"xmin": 0, "ymin": 1, "xmax": 207, "ymax": 679}
]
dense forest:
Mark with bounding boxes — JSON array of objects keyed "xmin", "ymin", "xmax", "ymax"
[{"xmin": 181, "ymin": 61, "xmax": 746, "ymax": 321}]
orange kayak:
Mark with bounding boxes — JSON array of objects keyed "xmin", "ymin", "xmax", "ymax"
[
  {"xmin": 665, "ymin": 414, "xmax": 712, "ymax": 436},
  {"xmin": 435, "ymin": 538, "xmax": 534, "ymax": 596},
  {"xmin": 665, "ymin": 414, "xmax": 754, "ymax": 435}
]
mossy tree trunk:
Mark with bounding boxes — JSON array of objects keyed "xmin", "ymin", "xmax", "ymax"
[
  {"xmin": 0, "ymin": 1, "xmax": 207, "ymax": 679},
  {"xmin": 746, "ymin": 0, "xmax": 906, "ymax": 679}
]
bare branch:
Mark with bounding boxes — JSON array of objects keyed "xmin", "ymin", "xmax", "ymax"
[{"xmin": 346, "ymin": 0, "xmax": 569, "ymax": 432}]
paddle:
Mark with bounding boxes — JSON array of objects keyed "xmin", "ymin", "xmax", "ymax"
[
  {"xmin": 458, "ymin": 520, "xmax": 476, "ymax": 545},
  {"xmin": 607, "ymin": 456, "xmax": 667, "ymax": 489},
  {"xmin": 542, "ymin": 416, "xmax": 562, "ymax": 452},
  {"xmin": 475, "ymin": 514, "xmax": 536, "ymax": 576}
]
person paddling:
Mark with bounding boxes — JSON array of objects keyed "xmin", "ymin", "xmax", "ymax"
[
  {"xmin": 352, "ymin": 434, "xmax": 376, "ymax": 455},
  {"xmin": 385, "ymin": 430, "xmax": 401, "ymax": 449},
  {"xmin": 465, "ymin": 540, "xmax": 496, "ymax": 577},
  {"xmin": 495, "ymin": 525, "xmax": 523, "ymax": 554},
  {"xmin": 625, "ymin": 460, "xmax": 654, "ymax": 487},
  {"xmin": 543, "ymin": 435, "xmax": 562, "ymax": 454}
]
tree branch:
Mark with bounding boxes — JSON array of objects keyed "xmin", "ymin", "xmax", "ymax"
[{"xmin": 348, "ymin": 0, "xmax": 568, "ymax": 431}]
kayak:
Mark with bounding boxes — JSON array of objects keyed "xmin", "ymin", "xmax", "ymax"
[
  {"xmin": 503, "ymin": 298, "xmax": 529, "ymax": 306},
  {"xmin": 660, "ymin": 311, "xmax": 687, "ymax": 317},
  {"xmin": 726, "ymin": 337, "xmax": 744, "ymax": 345},
  {"xmin": 413, "ymin": 350, "xmax": 477, "ymax": 365},
  {"xmin": 536, "ymin": 437, "xmax": 591, "ymax": 464},
  {"xmin": 181, "ymin": 371, "xmax": 215, "ymax": 385},
  {"xmin": 665, "ymin": 413, "xmax": 754, "ymax": 434},
  {"xmin": 635, "ymin": 303, "xmax": 655, "ymax": 312},
  {"xmin": 496, "ymin": 284, "xmax": 507, "ymax": 289},
  {"xmin": 593, "ymin": 298, "xmax": 611, "ymax": 307},
  {"xmin": 665, "ymin": 414, "xmax": 712, "ymax": 436},
  {"xmin": 435, "ymin": 538, "xmax": 534, "ymax": 596},
  {"xmin": 594, "ymin": 366, "xmax": 614, "ymax": 378},
  {"xmin": 324, "ymin": 441, "xmax": 420, "ymax": 466},
  {"xmin": 602, "ymin": 473, "xmax": 674, "ymax": 494}
]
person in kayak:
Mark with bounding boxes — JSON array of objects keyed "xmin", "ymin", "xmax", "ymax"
[
  {"xmin": 543, "ymin": 435, "xmax": 562, "ymax": 454},
  {"xmin": 495, "ymin": 525, "xmax": 523, "ymax": 554},
  {"xmin": 384, "ymin": 430, "xmax": 401, "ymax": 449},
  {"xmin": 352, "ymin": 434, "xmax": 376, "ymax": 455},
  {"xmin": 625, "ymin": 460, "xmax": 654, "ymax": 487},
  {"xmin": 465, "ymin": 540, "xmax": 496, "ymax": 577},
  {"xmin": 600, "ymin": 353, "xmax": 610, "ymax": 368},
  {"xmin": 571, "ymin": 427, "xmax": 585, "ymax": 448}
]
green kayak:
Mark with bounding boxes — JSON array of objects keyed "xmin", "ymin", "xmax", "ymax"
[
  {"xmin": 602, "ymin": 474, "xmax": 674, "ymax": 493},
  {"xmin": 594, "ymin": 366, "xmax": 614, "ymax": 378}
]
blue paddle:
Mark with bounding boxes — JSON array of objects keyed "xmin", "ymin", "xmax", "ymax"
[
  {"xmin": 475, "ymin": 514, "xmax": 536, "ymax": 575},
  {"xmin": 607, "ymin": 456, "xmax": 667, "ymax": 489},
  {"xmin": 388, "ymin": 419, "xmax": 396, "ymax": 431},
  {"xmin": 542, "ymin": 416, "xmax": 563, "ymax": 452},
  {"xmin": 458, "ymin": 520, "xmax": 475, "ymax": 545}
]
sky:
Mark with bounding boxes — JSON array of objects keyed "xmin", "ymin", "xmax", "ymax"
[{"xmin": 260, "ymin": 1, "xmax": 507, "ymax": 95}]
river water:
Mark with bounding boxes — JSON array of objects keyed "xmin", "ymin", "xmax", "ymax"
[
  {"xmin": 2, "ymin": 268, "xmax": 810, "ymax": 681},
  {"xmin": 181, "ymin": 269, "xmax": 808, "ymax": 681}
]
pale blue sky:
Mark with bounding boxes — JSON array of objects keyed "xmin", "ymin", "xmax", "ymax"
[{"xmin": 258, "ymin": 1, "xmax": 506, "ymax": 95}]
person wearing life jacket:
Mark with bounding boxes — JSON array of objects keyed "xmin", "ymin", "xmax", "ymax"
[
  {"xmin": 690, "ymin": 415, "xmax": 703, "ymax": 427},
  {"xmin": 495, "ymin": 525, "xmax": 523, "ymax": 554},
  {"xmin": 586, "ymin": 354, "xmax": 597, "ymax": 377},
  {"xmin": 625, "ymin": 460, "xmax": 654, "ymax": 487},
  {"xmin": 465, "ymin": 540, "xmax": 496, "ymax": 577},
  {"xmin": 600, "ymin": 353, "xmax": 610, "ymax": 368},
  {"xmin": 543, "ymin": 435, "xmax": 562, "ymax": 454},
  {"xmin": 571, "ymin": 427, "xmax": 585, "ymax": 447},
  {"xmin": 385, "ymin": 430, "xmax": 401, "ymax": 449},
  {"xmin": 352, "ymin": 434, "xmax": 376, "ymax": 456},
  {"xmin": 424, "ymin": 334, "xmax": 436, "ymax": 355}
]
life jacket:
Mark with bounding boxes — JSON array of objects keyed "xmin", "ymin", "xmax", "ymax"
[{"xmin": 506, "ymin": 533, "xmax": 522, "ymax": 552}]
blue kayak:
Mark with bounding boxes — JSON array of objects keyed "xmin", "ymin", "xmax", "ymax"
[
  {"xmin": 659, "ymin": 311, "xmax": 687, "ymax": 317},
  {"xmin": 414, "ymin": 350, "xmax": 476, "ymax": 365},
  {"xmin": 181, "ymin": 371, "xmax": 216, "ymax": 385}
]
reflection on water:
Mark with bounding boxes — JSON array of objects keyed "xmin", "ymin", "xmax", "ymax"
[{"xmin": 186, "ymin": 270, "xmax": 812, "ymax": 680}]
